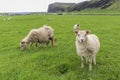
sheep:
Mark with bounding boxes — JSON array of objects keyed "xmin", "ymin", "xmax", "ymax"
[
  {"xmin": 20, "ymin": 25, "xmax": 56, "ymax": 50},
  {"xmin": 73, "ymin": 24, "xmax": 80, "ymax": 31},
  {"xmin": 37, "ymin": 25, "xmax": 56, "ymax": 46},
  {"xmin": 20, "ymin": 29, "xmax": 40, "ymax": 50},
  {"xmin": 47, "ymin": 18, "xmax": 52, "ymax": 21},
  {"xmin": 8, "ymin": 17, "xmax": 12, "ymax": 21},
  {"xmin": 75, "ymin": 30, "xmax": 100, "ymax": 71},
  {"xmin": 73, "ymin": 24, "xmax": 80, "ymax": 35}
]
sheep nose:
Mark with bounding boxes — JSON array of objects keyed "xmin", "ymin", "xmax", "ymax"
[{"xmin": 81, "ymin": 39, "xmax": 84, "ymax": 42}]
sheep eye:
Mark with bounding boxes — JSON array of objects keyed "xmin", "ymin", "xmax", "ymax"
[{"xmin": 78, "ymin": 34, "xmax": 80, "ymax": 36}]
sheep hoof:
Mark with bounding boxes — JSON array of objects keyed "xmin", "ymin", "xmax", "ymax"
[
  {"xmin": 53, "ymin": 44, "xmax": 56, "ymax": 47},
  {"xmin": 89, "ymin": 66, "xmax": 92, "ymax": 71},
  {"xmin": 89, "ymin": 68, "xmax": 92, "ymax": 71},
  {"xmin": 81, "ymin": 64, "xmax": 84, "ymax": 68}
]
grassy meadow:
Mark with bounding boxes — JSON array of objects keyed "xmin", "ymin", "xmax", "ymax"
[{"xmin": 0, "ymin": 14, "xmax": 120, "ymax": 80}]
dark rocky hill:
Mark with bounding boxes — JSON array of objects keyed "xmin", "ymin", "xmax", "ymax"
[
  {"xmin": 47, "ymin": 0, "xmax": 118, "ymax": 12},
  {"xmin": 47, "ymin": 2, "xmax": 76, "ymax": 12}
]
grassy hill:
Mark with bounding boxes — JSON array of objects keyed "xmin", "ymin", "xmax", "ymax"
[
  {"xmin": 107, "ymin": 0, "xmax": 120, "ymax": 10},
  {"xmin": 48, "ymin": 2, "xmax": 76, "ymax": 12},
  {"xmin": 48, "ymin": 0, "xmax": 120, "ymax": 13},
  {"xmin": 0, "ymin": 14, "xmax": 120, "ymax": 80}
]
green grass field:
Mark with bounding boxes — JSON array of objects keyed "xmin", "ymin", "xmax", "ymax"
[{"xmin": 0, "ymin": 14, "xmax": 120, "ymax": 80}]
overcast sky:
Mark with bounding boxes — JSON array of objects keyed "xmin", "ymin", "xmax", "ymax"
[{"xmin": 0, "ymin": 0, "xmax": 89, "ymax": 12}]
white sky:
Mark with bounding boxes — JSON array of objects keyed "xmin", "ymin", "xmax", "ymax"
[{"xmin": 0, "ymin": 0, "xmax": 89, "ymax": 12}]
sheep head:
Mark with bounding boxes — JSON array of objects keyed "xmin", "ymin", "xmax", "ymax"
[
  {"xmin": 20, "ymin": 40, "xmax": 28, "ymax": 50},
  {"xmin": 76, "ymin": 30, "xmax": 90, "ymax": 43}
]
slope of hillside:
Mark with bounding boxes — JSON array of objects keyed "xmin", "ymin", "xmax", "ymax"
[
  {"xmin": 48, "ymin": 2, "xmax": 76, "ymax": 12},
  {"xmin": 47, "ymin": 0, "xmax": 119, "ymax": 13},
  {"xmin": 107, "ymin": 0, "xmax": 120, "ymax": 10}
]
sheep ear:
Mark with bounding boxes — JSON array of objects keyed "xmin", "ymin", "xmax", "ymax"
[
  {"xmin": 86, "ymin": 30, "xmax": 90, "ymax": 34},
  {"xmin": 54, "ymin": 38, "xmax": 57, "ymax": 42},
  {"xmin": 74, "ymin": 30, "xmax": 78, "ymax": 36},
  {"xmin": 21, "ymin": 41, "xmax": 25, "ymax": 44},
  {"xmin": 77, "ymin": 24, "xmax": 79, "ymax": 26}
]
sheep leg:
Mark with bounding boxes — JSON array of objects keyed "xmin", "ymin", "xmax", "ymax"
[
  {"xmin": 85, "ymin": 56, "xmax": 88, "ymax": 63},
  {"xmin": 88, "ymin": 56, "xmax": 92, "ymax": 71},
  {"xmin": 35, "ymin": 42, "xmax": 38, "ymax": 47},
  {"xmin": 80, "ymin": 56, "xmax": 84, "ymax": 68},
  {"xmin": 50, "ymin": 37, "xmax": 54, "ymax": 46},
  {"xmin": 46, "ymin": 41, "xmax": 50, "ymax": 45},
  {"xmin": 53, "ymin": 37, "xmax": 56, "ymax": 46},
  {"xmin": 93, "ymin": 55, "xmax": 96, "ymax": 65},
  {"xmin": 30, "ymin": 42, "xmax": 33, "ymax": 47}
]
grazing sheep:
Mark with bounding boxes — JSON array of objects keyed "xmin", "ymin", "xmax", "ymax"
[
  {"xmin": 75, "ymin": 30, "xmax": 100, "ymax": 71},
  {"xmin": 8, "ymin": 17, "xmax": 12, "ymax": 21},
  {"xmin": 47, "ymin": 18, "xmax": 52, "ymax": 21},
  {"xmin": 20, "ymin": 25, "xmax": 56, "ymax": 50}
]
